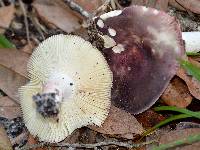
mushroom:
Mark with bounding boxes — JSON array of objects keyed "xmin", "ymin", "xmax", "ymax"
[
  {"xmin": 182, "ymin": 32, "xmax": 200, "ymax": 53},
  {"xmin": 92, "ymin": 5, "xmax": 185, "ymax": 114},
  {"xmin": 19, "ymin": 34, "xmax": 112, "ymax": 143}
]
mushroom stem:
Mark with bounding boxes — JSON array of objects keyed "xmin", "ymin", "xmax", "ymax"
[
  {"xmin": 182, "ymin": 32, "xmax": 200, "ymax": 53},
  {"xmin": 33, "ymin": 72, "xmax": 75, "ymax": 118}
]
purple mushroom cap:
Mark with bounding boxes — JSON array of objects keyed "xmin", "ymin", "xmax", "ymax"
[{"xmin": 94, "ymin": 5, "xmax": 185, "ymax": 114}]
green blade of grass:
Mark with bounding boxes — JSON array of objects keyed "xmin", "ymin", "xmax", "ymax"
[
  {"xmin": 152, "ymin": 133, "xmax": 200, "ymax": 150},
  {"xmin": 186, "ymin": 52, "xmax": 200, "ymax": 56},
  {"xmin": 154, "ymin": 106, "xmax": 200, "ymax": 119},
  {"xmin": 139, "ymin": 114, "xmax": 192, "ymax": 140},
  {"xmin": 0, "ymin": 34, "xmax": 15, "ymax": 48},
  {"xmin": 179, "ymin": 59, "xmax": 200, "ymax": 81}
]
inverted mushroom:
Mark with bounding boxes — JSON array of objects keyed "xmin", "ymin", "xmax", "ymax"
[
  {"xmin": 19, "ymin": 34, "xmax": 112, "ymax": 143},
  {"xmin": 92, "ymin": 5, "xmax": 185, "ymax": 114}
]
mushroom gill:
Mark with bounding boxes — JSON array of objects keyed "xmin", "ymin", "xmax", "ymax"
[{"xmin": 19, "ymin": 34, "xmax": 113, "ymax": 143}]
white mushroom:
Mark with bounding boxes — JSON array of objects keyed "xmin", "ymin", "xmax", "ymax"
[
  {"xmin": 182, "ymin": 32, "xmax": 200, "ymax": 53},
  {"xmin": 19, "ymin": 34, "xmax": 112, "ymax": 143}
]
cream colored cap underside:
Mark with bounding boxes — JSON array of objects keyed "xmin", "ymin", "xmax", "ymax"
[{"xmin": 19, "ymin": 34, "xmax": 112, "ymax": 143}]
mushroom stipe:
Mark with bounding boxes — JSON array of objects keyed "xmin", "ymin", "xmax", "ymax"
[{"xmin": 19, "ymin": 34, "xmax": 113, "ymax": 143}]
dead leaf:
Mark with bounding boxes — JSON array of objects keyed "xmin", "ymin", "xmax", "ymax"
[
  {"xmin": 0, "ymin": 48, "xmax": 29, "ymax": 77},
  {"xmin": 27, "ymin": 134, "xmax": 48, "ymax": 150},
  {"xmin": 21, "ymin": 42, "xmax": 36, "ymax": 54},
  {"xmin": 159, "ymin": 128, "xmax": 200, "ymax": 150},
  {"xmin": 169, "ymin": 0, "xmax": 186, "ymax": 11},
  {"xmin": 0, "ymin": 4, "xmax": 15, "ymax": 33},
  {"xmin": 0, "ymin": 64, "xmax": 28, "ymax": 103},
  {"xmin": 161, "ymin": 77, "xmax": 192, "ymax": 108},
  {"xmin": 33, "ymin": 0, "xmax": 82, "ymax": 33},
  {"xmin": 131, "ymin": 0, "xmax": 169, "ymax": 11},
  {"xmin": 73, "ymin": 0, "xmax": 103, "ymax": 13},
  {"xmin": 135, "ymin": 109, "xmax": 165, "ymax": 129},
  {"xmin": 89, "ymin": 105, "xmax": 144, "ymax": 139},
  {"xmin": 0, "ymin": 125, "xmax": 12, "ymax": 150},
  {"xmin": 0, "ymin": 96, "xmax": 21, "ymax": 119},
  {"xmin": 176, "ymin": 0, "xmax": 200, "ymax": 14},
  {"xmin": 177, "ymin": 60, "xmax": 200, "ymax": 100}
]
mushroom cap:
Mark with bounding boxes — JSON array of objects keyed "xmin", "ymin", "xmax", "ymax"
[
  {"xmin": 93, "ymin": 5, "xmax": 185, "ymax": 114},
  {"xmin": 19, "ymin": 34, "xmax": 112, "ymax": 143}
]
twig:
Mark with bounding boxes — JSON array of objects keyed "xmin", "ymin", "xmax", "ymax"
[
  {"xmin": 19, "ymin": 0, "xmax": 30, "ymax": 45},
  {"xmin": 0, "ymin": 0, "xmax": 5, "ymax": 7},
  {"xmin": 29, "ymin": 13, "xmax": 45, "ymax": 40},
  {"xmin": 92, "ymin": 0, "xmax": 111, "ymax": 17},
  {"xmin": 63, "ymin": 0, "xmax": 91, "ymax": 19},
  {"xmin": 20, "ymin": 140, "xmax": 155, "ymax": 150},
  {"xmin": 153, "ymin": 133, "xmax": 200, "ymax": 150}
]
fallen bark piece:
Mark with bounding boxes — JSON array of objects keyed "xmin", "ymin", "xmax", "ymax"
[
  {"xmin": 0, "ymin": 4, "xmax": 15, "ymax": 33},
  {"xmin": 33, "ymin": 0, "xmax": 81, "ymax": 33},
  {"xmin": 161, "ymin": 77, "xmax": 192, "ymax": 108},
  {"xmin": 89, "ymin": 105, "xmax": 144, "ymax": 138}
]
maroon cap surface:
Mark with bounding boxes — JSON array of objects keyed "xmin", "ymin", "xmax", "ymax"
[{"xmin": 94, "ymin": 5, "xmax": 185, "ymax": 114}]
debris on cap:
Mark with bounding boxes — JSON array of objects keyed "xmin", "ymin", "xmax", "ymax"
[
  {"xmin": 92, "ymin": 5, "xmax": 185, "ymax": 114},
  {"xmin": 19, "ymin": 34, "xmax": 112, "ymax": 143}
]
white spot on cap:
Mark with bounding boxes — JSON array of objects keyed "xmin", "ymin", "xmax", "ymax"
[
  {"xmin": 128, "ymin": 67, "xmax": 131, "ymax": 71},
  {"xmin": 108, "ymin": 28, "xmax": 116, "ymax": 37},
  {"xmin": 153, "ymin": 9, "xmax": 159, "ymax": 15},
  {"xmin": 142, "ymin": 6, "xmax": 148, "ymax": 12},
  {"xmin": 97, "ymin": 19, "xmax": 104, "ymax": 28},
  {"xmin": 112, "ymin": 44, "xmax": 125, "ymax": 53},
  {"xmin": 147, "ymin": 26, "xmax": 179, "ymax": 55},
  {"xmin": 100, "ymin": 10, "xmax": 122, "ymax": 20},
  {"xmin": 101, "ymin": 35, "xmax": 116, "ymax": 48}
]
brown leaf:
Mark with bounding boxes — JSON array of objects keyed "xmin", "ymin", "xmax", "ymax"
[
  {"xmin": 33, "ymin": 0, "xmax": 82, "ymax": 33},
  {"xmin": 0, "ymin": 96, "xmax": 21, "ymax": 119},
  {"xmin": 177, "ymin": 60, "xmax": 200, "ymax": 100},
  {"xmin": 27, "ymin": 134, "xmax": 48, "ymax": 150},
  {"xmin": 161, "ymin": 77, "xmax": 192, "ymax": 108},
  {"xmin": 0, "ymin": 64, "xmax": 28, "ymax": 103},
  {"xmin": 169, "ymin": 0, "xmax": 186, "ymax": 11},
  {"xmin": 135, "ymin": 109, "xmax": 165, "ymax": 129},
  {"xmin": 131, "ymin": 0, "xmax": 169, "ymax": 11},
  {"xmin": 0, "ymin": 125, "xmax": 12, "ymax": 150},
  {"xmin": 0, "ymin": 48, "xmax": 29, "ymax": 77},
  {"xmin": 159, "ymin": 128, "xmax": 200, "ymax": 150},
  {"xmin": 89, "ymin": 105, "xmax": 144, "ymax": 139},
  {"xmin": 73, "ymin": 0, "xmax": 103, "ymax": 13},
  {"xmin": 0, "ymin": 4, "xmax": 15, "ymax": 33},
  {"xmin": 176, "ymin": 0, "xmax": 200, "ymax": 14}
]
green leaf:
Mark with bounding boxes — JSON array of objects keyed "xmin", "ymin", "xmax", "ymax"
[
  {"xmin": 152, "ymin": 133, "xmax": 200, "ymax": 150},
  {"xmin": 179, "ymin": 59, "xmax": 200, "ymax": 81},
  {"xmin": 140, "ymin": 114, "xmax": 191, "ymax": 139},
  {"xmin": 0, "ymin": 34, "xmax": 15, "ymax": 48},
  {"xmin": 154, "ymin": 106, "xmax": 200, "ymax": 119},
  {"xmin": 139, "ymin": 106, "xmax": 200, "ymax": 141},
  {"xmin": 186, "ymin": 52, "xmax": 200, "ymax": 56}
]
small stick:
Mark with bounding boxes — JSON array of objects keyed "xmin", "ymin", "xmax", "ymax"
[
  {"xmin": 20, "ymin": 140, "xmax": 155, "ymax": 149},
  {"xmin": 63, "ymin": 0, "xmax": 91, "ymax": 19},
  {"xmin": 19, "ymin": 0, "xmax": 31, "ymax": 45},
  {"xmin": 0, "ymin": 0, "xmax": 5, "ymax": 7}
]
